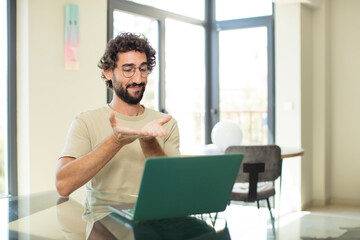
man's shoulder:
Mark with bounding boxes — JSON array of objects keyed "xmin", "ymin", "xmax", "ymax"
[
  {"xmin": 76, "ymin": 105, "xmax": 109, "ymax": 121},
  {"xmin": 145, "ymin": 108, "xmax": 178, "ymax": 125},
  {"xmin": 145, "ymin": 108, "xmax": 173, "ymax": 120},
  {"xmin": 145, "ymin": 107, "xmax": 166, "ymax": 117}
]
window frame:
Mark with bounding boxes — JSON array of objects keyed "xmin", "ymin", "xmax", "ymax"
[
  {"xmin": 107, "ymin": 0, "xmax": 275, "ymax": 146},
  {"xmin": 7, "ymin": 0, "xmax": 17, "ymax": 196},
  {"xmin": 215, "ymin": 14, "xmax": 275, "ymax": 144},
  {"xmin": 107, "ymin": 0, "xmax": 205, "ymax": 111}
]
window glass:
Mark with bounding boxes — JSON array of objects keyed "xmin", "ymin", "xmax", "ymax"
[
  {"xmin": 0, "ymin": 0, "xmax": 8, "ymax": 195},
  {"xmin": 165, "ymin": 19, "xmax": 205, "ymax": 153},
  {"xmin": 113, "ymin": 10, "xmax": 159, "ymax": 110},
  {"xmin": 128, "ymin": 0, "xmax": 205, "ymax": 20},
  {"xmin": 219, "ymin": 27, "xmax": 268, "ymax": 145},
  {"xmin": 109, "ymin": 0, "xmax": 274, "ymax": 149},
  {"xmin": 216, "ymin": 0, "xmax": 272, "ymax": 21}
]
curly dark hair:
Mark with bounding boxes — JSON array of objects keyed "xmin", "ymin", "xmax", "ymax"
[{"xmin": 97, "ymin": 32, "xmax": 156, "ymax": 89}]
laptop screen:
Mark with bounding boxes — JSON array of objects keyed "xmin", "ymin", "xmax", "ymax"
[{"xmin": 124, "ymin": 154, "xmax": 243, "ymax": 221}]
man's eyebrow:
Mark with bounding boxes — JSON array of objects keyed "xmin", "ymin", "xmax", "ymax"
[{"xmin": 121, "ymin": 62, "xmax": 148, "ymax": 67}]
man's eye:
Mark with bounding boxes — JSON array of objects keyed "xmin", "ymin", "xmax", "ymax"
[
  {"xmin": 122, "ymin": 68, "xmax": 133, "ymax": 72},
  {"xmin": 140, "ymin": 68, "xmax": 148, "ymax": 72}
]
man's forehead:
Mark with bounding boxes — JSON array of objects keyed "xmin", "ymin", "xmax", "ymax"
[
  {"xmin": 118, "ymin": 51, "xmax": 146, "ymax": 58},
  {"xmin": 117, "ymin": 51, "xmax": 147, "ymax": 65}
]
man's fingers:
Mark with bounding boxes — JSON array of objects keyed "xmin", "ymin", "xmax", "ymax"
[
  {"xmin": 141, "ymin": 130, "xmax": 165, "ymax": 138},
  {"xmin": 158, "ymin": 115, "xmax": 172, "ymax": 125},
  {"xmin": 110, "ymin": 112, "xmax": 169, "ymax": 139}
]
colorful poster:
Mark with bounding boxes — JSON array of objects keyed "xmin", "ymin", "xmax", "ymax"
[{"xmin": 64, "ymin": 4, "xmax": 79, "ymax": 70}]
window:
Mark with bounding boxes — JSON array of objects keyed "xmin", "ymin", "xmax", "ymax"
[
  {"xmin": 108, "ymin": 0, "xmax": 274, "ymax": 151},
  {"xmin": 216, "ymin": 0, "xmax": 272, "ymax": 20},
  {"xmin": 108, "ymin": 0, "xmax": 206, "ymax": 153},
  {"xmin": 164, "ymin": 19, "xmax": 205, "ymax": 151},
  {"xmin": 1, "ymin": 0, "xmax": 17, "ymax": 197},
  {"xmin": 127, "ymin": 0, "xmax": 205, "ymax": 20},
  {"xmin": 219, "ymin": 27, "xmax": 269, "ymax": 145}
]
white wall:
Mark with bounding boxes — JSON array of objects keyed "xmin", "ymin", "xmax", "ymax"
[
  {"xmin": 276, "ymin": 0, "xmax": 360, "ymax": 209},
  {"xmin": 16, "ymin": 0, "xmax": 360, "ymax": 207},
  {"xmin": 300, "ymin": 3, "xmax": 314, "ymax": 209},
  {"xmin": 329, "ymin": 0, "xmax": 360, "ymax": 205},
  {"xmin": 312, "ymin": 0, "xmax": 332, "ymax": 206},
  {"xmin": 17, "ymin": 0, "xmax": 107, "ymax": 195},
  {"xmin": 275, "ymin": 2, "xmax": 303, "ymax": 212}
]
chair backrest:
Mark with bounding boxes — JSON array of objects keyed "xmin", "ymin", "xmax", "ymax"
[{"xmin": 225, "ymin": 145, "xmax": 282, "ymax": 182}]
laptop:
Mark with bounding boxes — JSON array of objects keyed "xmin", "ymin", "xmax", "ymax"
[{"xmin": 108, "ymin": 154, "xmax": 243, "ymax": 221}]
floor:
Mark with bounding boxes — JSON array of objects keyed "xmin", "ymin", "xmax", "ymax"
[{"xmin": 223, "ymin": 203, "xmax": 360, "ymax": 240}]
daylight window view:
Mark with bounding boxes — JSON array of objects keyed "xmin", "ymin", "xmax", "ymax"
[
  {"xmin": 112, "ymin": 0, "xmax": 273, "ymax": 152},
  {"xmin": 164, "ymin": 19, "xmax": 205, "ymax": 152},
  {"xmin": 129, "ymin": 0, "xmax": 204, "ymax": 20},
  {"xmin": 219, "ymin": 27, "xmax": 269, "ymax": 145},
  {"xmin": 0, "ymin": 0, "xmax": 8, "ymax": 196}
]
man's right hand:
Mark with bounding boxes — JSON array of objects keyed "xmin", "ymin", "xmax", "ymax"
[{"xmin": 109, "ymin": 112, "xmax": 150, "ymax": 146}]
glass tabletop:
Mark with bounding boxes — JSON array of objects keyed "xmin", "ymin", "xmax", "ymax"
[
  {"xmin": 89, "ymin": 212, "xmax": 229, "ymax": 240},
  {"xmin": 1, "ymin": 190, "xmax": 251, "ymax": 240}
]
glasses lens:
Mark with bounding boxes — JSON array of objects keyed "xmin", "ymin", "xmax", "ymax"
[
  {"xmin": 140, "ymin": 66, "xmax": 149, "ymax": 77},
  {"xmin": 121, "ymin": 67, "xmax": 134, "ymax": 78}
]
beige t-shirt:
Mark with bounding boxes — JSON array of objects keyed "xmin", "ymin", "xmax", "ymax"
[{"xmin": 60, "ymin": 105, "xmax": 180, "ymax": 197}]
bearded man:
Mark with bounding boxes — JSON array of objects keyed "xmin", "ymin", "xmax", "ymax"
[{"xmin": 56, "ymin": 33, "xmax": 180, "ymax": 200}]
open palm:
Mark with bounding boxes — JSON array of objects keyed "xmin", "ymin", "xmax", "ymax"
[{"xmin": 109, "ymin": 112, "xmax": 171, "ymax": 145}]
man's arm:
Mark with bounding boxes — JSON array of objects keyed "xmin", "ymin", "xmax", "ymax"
[
  {"xmin": 55, "ymin": 113, "xmax": 172, "ymax": 197},
  {"xmin": 56, "ymin": 135, "xmax": 124, "ymax": 197},
  {"xmin": 139, "ymin": 138, "xmax": 166, "ymax": 158}
]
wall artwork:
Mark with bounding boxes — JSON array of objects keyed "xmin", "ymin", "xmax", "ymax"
[{"xmin": 64, "ymin": 4, "xmax": 79, "ymax": 70}]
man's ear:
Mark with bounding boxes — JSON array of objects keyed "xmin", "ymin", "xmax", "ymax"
[{"xmin": 103, "ymin": 69, "xmax": 112, "ymax": 80}]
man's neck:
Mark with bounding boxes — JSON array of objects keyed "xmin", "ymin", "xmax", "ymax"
[{"xmin": 109, "ymin": 97, "xmax": 142, "ymax": 116}]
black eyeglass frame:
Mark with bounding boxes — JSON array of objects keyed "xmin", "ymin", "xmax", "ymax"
[{"xmin": 117, "ymin": 64, "xmax": 151, "ymax": 78}]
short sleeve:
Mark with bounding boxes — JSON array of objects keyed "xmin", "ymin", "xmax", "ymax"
[
  {"xmin": 59, "ymin": 116, "xmax": 91, "ymax": 159},
  {"xmin": 163, "ymin": 119, "xmax": 181, "ymax": 157}
]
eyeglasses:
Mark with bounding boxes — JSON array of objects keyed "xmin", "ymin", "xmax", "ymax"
[{"xmin": 118, "ymin": 64, "xmax": 150, "ymax": 78}]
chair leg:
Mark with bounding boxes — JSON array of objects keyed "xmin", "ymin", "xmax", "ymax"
[
  {"xmin": 266, "ymin": 198, "xmax": 276, "ymax": 235},
  {"xmin": 257, "ymin": 200, "xmax": 260, "ymax": 209},
  {"xmin": 266, "ymin": 198, "xmax": 274, "ymax": 221}
]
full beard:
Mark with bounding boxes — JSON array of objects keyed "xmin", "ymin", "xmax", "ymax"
[{"xmin": 114, "ymin": 82, "xmax": 146, "ymax": 105}]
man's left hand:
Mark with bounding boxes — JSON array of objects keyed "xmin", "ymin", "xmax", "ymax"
[{"xmin": 140, "ymin": 115, "xmax": 172, "ymax": 139}]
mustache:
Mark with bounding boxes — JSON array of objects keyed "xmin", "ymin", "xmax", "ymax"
[{"xmin": 126, "ymin": 82, "xmax": 145, "ymax": 88}]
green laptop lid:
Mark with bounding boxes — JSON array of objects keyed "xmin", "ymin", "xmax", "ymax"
[{"xmin": 133, "ymin": 154, "xmax": 243, "ymax": 221}]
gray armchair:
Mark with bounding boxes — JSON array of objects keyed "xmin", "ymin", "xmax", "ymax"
[{"xmin": 225, "ymin": 145, "xmax": 282, "ymax": 222}]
